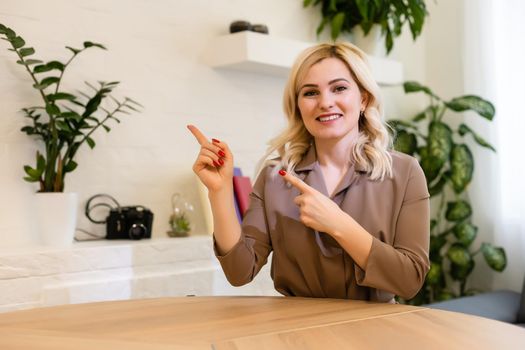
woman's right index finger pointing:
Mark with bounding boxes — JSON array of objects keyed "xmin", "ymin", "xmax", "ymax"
[{"xmin": 187, "ymin": 124, "xmax": 209, "ymax": 145}]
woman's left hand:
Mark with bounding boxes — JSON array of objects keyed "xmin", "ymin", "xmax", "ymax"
[{"xmin": 279, "ymin": 170, "xmax": 346, "ymax": 235}]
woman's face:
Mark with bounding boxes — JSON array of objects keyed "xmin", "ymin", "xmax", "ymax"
[{"xmin": 297, "ymin": 57, "xmax": 366, "ymax": 144}]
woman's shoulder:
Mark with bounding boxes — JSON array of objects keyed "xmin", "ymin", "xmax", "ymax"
[{"xmin": 388, "ymin": 150, "xmax": 423, "ymax": 178}]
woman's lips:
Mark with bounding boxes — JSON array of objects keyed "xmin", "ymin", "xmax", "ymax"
[{"xmin": 317, "ymin": 113, "xmax": 342, "ymax": 122}]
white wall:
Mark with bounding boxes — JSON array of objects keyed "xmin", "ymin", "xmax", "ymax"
[{"xmin": 0, "ymin": 0, "xmax": 426, "ymax": 246}]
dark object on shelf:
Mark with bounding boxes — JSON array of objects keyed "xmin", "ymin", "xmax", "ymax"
[
  {"xmin": 230, "ymin": 20, "xmax": 252, "ymax": 33},
  {"xmin": 85, "ymin": 193, "xmax": 153, "ymax": 240},
  {"xmin": 106, "ymin": 206, "xmax": 153, "ymax": 240},
  {"xmin": 251, "ymin": 24, "xmax": 269, "ymax": 34}
]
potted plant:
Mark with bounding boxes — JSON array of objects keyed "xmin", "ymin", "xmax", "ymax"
[
  {"xmin": 303, "ymin": 0, "xmax": 428, "ymax": 55},
  {"xmin": 0, "ymin": 22, "xmax": 141, "ymax": 246},
  {"xmin": 388, "ymin": 81, "xmax": 506, "ymax": 305}
]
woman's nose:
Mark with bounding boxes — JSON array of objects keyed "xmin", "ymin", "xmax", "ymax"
[{"xmin": 318, "ymin": 92, "xmax": 334, "ymax": 110}]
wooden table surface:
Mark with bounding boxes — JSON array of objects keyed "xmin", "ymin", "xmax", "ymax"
[{"xmin": 0, "ymin": 296, "xmax": 523, "ymax": 349}]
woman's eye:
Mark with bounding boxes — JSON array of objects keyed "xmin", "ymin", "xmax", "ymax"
[
  {"xmin": 334, "ymin": 86, "xmax": 348, "ymax": 93},
  {"xmin": 303, "ymin": 90, "xmax": 318, "ymax": 97}
]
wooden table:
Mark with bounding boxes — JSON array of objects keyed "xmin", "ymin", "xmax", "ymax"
[{"xmin": 0, "ymin": 296, "xmax": 523, "ymax": 349}]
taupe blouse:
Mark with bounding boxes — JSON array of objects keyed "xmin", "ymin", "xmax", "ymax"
[{"xmin": 215, "ymin": 147, "xmax": 430, "ymax": 302}]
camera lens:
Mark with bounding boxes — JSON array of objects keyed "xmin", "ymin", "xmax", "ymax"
[{"xmin": 128, "ymin": 223, "xmax": 147, "ymax": 240}]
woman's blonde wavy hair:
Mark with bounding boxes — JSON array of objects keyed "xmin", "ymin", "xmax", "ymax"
[{"xmin": 259, "ymin": 42, "xmax": 393, "ymax": 181}]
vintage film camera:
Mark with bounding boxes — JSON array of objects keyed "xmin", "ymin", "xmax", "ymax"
[{"xmin": 85, "ymin": 194, "xmax": 153, "ymax": 240}]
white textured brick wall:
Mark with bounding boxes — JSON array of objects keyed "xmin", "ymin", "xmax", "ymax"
[{"xmin": 0, "ymin": 237, "xmax": 279, "ymax": 312}]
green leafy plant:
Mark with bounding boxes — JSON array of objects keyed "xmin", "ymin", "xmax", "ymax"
[
  {"xmin": 388, "ymin": 81, "xmax": 507, "ymax": 305},
  {"xmin": 0, "ymin": 23, "xmax": 142, "ymax": 192},
  {"xmin": 303, "ymin": 0, "xmax": 428, "ymax": 54}
]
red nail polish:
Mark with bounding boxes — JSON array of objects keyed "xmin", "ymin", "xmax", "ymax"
[
  {"xmin": 212, "ymin": 138, "xmax": 220, "ymax": 143},
  {"xmin": 213, "ymin": 160, "xmax": 219, "ymax": 167},
  {"xmin": 218, "ymin": 158, "xmax": 224, "ymax": 165},
  {"xmin": 279, "ymin": 170, "xmax": 286, "ymax": 176},
  {"xmin": 218, "ymin": 150, "xmax": 226, "ymax": 157}
]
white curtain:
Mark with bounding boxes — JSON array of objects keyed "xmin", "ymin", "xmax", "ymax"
[{"xmin": 464, "ymin": 0, "xmax": 525, "ymax": 291}]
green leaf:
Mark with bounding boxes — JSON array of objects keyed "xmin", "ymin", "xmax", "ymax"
[
  {"xmin": 45, "ymin": 104, "xmax": 60, "ymax": 116},
  {"xmin": 83, "ymin": 94, "xmax": 103, "ymax": 118},
  {"xmin": 403, "ymin": 81, "xmax": 435, "ymax": 96},
  {"xmin": 421, "ymin": 122, "xmax": 452, "ymax": 182},
  {"xmin": 450, "ymin": 260, "xmax": 475, "ymax": 281},
  {"xmin": 61, "ymin": 111, "xmax": 82, "ymax": 122},
  {"xmin": 329, "ymin": 0, "xmax": 338, "ymax": 12},
  {"xmin": 48, "ymin": 92, "xmax": 76, "ymax": 102},
  {"xmin": 447, "ymin": 243, "xmax": 472, "ymax": 266},
  {"xmin": 11, "ymin": 36, "xmax": 25, "ymax": 48},
  {"xmin": 412, "ymin": 111, "xmax": 427, "ymax": 122},
  {"xmin": 430, "ymin": 219, "xmax": 437, "ymax": 231},
  {"xmin": 17, "ymin": 59, "xmax": 42, "ymax": 66},
  {"xmin": 303, "ymin": 0, "xmax": 314, "ymax": 7},
  {"xmin": 19, "ymin": 47, "xmax": 35, "ymax": 57},
  {"xmin": 481, "ymin": 243, "xmax": 507, "ymax": 272},
  {"xmin": 36, "ymin": 152, "xmax": 46, "ymax": 172},
  {"xmin": 436, "ymin": 290, "xmax": 456, "ymax": 302},
  {"xmin": 446, "ymin": 200, "xmax": 472, "ymax": 222},
  {"xmin": 428, "ymin": 176, "xmax": 446, "ymax": 197},
  {"xmin": 66, "ymin": 46, "xmax": 81, "ymax": 54},
  {"xmin": 445, "ymin": 95, "xmax": 495, "ymax": 121},
  {"xmin": 425, "ymin": 262, "xmax": 442, "ymax": 285},
  {"xmin": 23, "ymin": 176, "xmax": 40, "ymax": 183},
  {"xmin": 56, "ymin": 121, "xmax": 72, "ymax": 132},
  {"xmin": 316, "ymin": 17, "xmax": 328, "ymax": 36},
  {"xmin": 385, "ymin": 29, "xmax": 393, "ymax": 54},
  {"xmin": 430, "ymin": 234, "xmax": 447, "ymax": 257},
  {"xmin": 0, "ymin": 23, "xmax": 7, "ymax": 33},
  {"xmin": 33, "ymin": 64, "xmax": 53, "ymax": 74},
  {"xmin": 458, "ymin": 124, "xmax": 496, "ymax": 152},
  {"xmin": 24, "ymin": 165, "xmax": 41, "ymax": 178},
  {"xmin": 102, "ymin": 125, "xmax": 111, "ymax": 132},
  {"xmin": 63, "ymin": 160, "xmax": 78, "ymax": 173},
  {"xmin": 86, "ymin": 137, "xmax": 96, "ymax": 149},
  {"xmin": 453, "ymin": 222, "xmax": 478, "ymax": 247},
  {"xmin": 34, "ymin": 76, "xmax": 60, "ymax": 90},
  {"xmin": 47, "ymin": 60, "xmax": 65, "ymax": 71},
  {"xmin": 3, "ymin": 27, "xmax": 16, "ymax": 39},
  {"xmin": 355, "ymin": 0, "xmax": 369, "ymax": 19},
  {"xmin": 393, "ymin": 130, "xmax": 417, "ymax": 155},
  {"xmin": 449, "ymin": 144, "xmax": 474, "ymax": 193},
  {"xmin": 330, "ymin": 12, "xmax": 345, "ymax": 40},
  {"xmin": 83, "ymin": 41, "xmax": 107, "ymax": 50}
]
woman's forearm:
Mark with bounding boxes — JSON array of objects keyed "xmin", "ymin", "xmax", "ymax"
[
  {"xmin": 331, "ymin": 213, "xmax": 373, "ymax": 270},
  {"xmin": 208, "ymin": 184, "xmax": 242, "ymax": 255}
]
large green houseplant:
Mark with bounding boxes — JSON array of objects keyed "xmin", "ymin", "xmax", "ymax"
[
  {"xmin": 0, "ymin": 23, "xmax": 141, "ymax": 192},
  {"xmin": 303, "ymin": 0, "xmax": 428, "ymax": 54},
  {"xmin": 388, "ymin": 81, "xmax": 506, "ymax": 305}
]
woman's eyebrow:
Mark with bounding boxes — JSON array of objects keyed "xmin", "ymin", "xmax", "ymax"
[{"xmin": 299, "ymin": 78, "xmax": 350, "ymax": 91}]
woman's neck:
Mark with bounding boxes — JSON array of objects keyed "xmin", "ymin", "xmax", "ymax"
[{"xmin": 314, "ymin": 134, "xmax": 355, "ymax": 170}]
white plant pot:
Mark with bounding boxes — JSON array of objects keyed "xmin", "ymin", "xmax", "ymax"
[
  {"xmin": 35, "ymin": 192, "xmax": 78, "ymax": 247},
  {"xmin": 351, "ymin": 25, "xmax": 386, "ymax": 57}
]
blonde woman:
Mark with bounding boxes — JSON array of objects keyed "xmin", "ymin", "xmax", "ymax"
[{"xmin": 188, "ymin": 42, "xmax": 429, "ymax": 302}]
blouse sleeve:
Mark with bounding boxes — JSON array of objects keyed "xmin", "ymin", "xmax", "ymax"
[
  {"xmin": 213, "ymin": 167, "xmax": 272, "ymax": 286},
  {"xmin": 355, "ymin": 157, "xmax": 430, "ymax": 299}
]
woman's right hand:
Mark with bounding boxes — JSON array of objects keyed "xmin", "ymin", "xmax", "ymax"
[{"xmin": 187, "ymin": 125, "xmax": 233, "ymax": 193}]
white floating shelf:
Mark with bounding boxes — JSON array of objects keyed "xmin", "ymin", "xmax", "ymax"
[{"xmin": 205, "ymin": 31, "xmax": 403, "ymax": 85}]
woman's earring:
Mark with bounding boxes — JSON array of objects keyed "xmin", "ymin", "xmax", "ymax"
[{"xmin": 359, "ymin": 110, "xmax": 365, "ymax": 118}]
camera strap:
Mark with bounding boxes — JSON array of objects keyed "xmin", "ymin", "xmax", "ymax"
[{"xmin": 85, "ymin": 194, "xmax": 121, "ymax": 224}]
